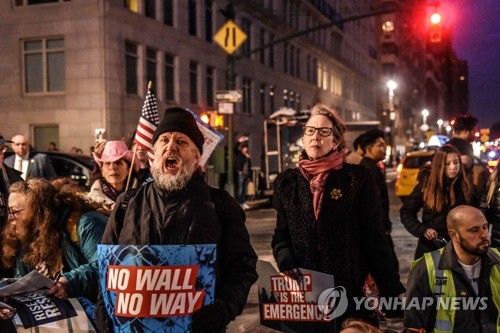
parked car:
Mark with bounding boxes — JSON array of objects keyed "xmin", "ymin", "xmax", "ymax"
[
  {"xmin": 395, "ymin": 150, "xmax": 491, "ymax": 201},
  {"xmin": 4, "ymin": 151, "xmax": 94, "ymax": 189}
]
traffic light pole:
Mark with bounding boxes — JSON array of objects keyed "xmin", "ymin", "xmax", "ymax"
[
  {"xmin": 223, "ymin": 2, "xmax": 236, "ymax": 197},
  {"xmin": 226, "ymin": 53, "xmax": 236, "ymax": 196},
  {"xmin": 235, "ymin": 5, "xmax": 397, "ymax": 60}
]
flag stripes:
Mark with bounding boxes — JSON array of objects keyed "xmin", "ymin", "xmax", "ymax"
[{"xmin": 134, "ymin": 87, "xmax": 159, "ymax": 162}]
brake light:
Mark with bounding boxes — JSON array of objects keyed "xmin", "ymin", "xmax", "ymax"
[{"xmin": 396, "ymin": 163, "xmax": 403, "ymax": 179}]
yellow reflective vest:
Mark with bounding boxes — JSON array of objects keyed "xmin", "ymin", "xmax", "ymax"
[{"xmin": 421, "ymin": 247, "xmax": 500, "ymax": 333}]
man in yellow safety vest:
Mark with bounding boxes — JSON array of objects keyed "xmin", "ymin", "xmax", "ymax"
[{"xmin": 404, "ymin": 205, "xmax": 500, "ymax": 333}]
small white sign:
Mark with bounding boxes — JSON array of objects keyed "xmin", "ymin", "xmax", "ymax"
[
  {"xmin": 94, "ymin": 128, "xmax": 106, "ymax": 143},
  {"xmin": 215, "ymin": 90, "xmax": 242, "ymax": 103},
  {"xmin": 218, "ymin": 102, "xmax": 234, "ymax": 114}
]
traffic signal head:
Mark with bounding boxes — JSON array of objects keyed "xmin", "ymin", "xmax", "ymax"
[
  {"xmin": 429, "ymin": 11, "xmax": 442, "ymax": 43},
  {"xmin": 200, "ymin": 113, "xmax": 210, "ymax": 124},
  {"xmin": 200, "ymin": 111, "xmax": 224, "ymax": 129}
]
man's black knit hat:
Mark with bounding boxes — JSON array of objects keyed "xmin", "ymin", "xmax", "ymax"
[{"xmin": 152, "ymin": 107, "xmax": 204, "ymax": 154}]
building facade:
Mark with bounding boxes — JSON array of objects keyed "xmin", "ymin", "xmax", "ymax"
[{"xmin": 0, "ymin": 0, "xmax": 382, "ymax": 186}]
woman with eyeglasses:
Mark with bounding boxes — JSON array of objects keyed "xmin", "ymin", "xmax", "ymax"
[
  {"xmin": 400, "ymin": 145, "xmax": 479, "ymax": 260},
  {"xmin": 0, "ymin": 178, "xmax": 107, "ymax": 323},
  {"xmin": 0, "ymin": 136, "xmax": 23, "ymax": 279},
  {"xmin": 271, "ymin": 104, "xmax": 405, "ymax": 330}
]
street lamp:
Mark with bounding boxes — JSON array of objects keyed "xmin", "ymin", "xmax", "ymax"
[
  {"xmin": 421, "ymin": 109, "xmax": 429, "ymax": 121},
  {"xmin": 445, "ymin": 125, "xmax": 452, "ymax": 135},
  {"xmin": 387, "ymin": 80, "xmax": 397, "ymax": 120},
  {"xmin": 386, "ymin": 80, "xmax": 397, "ymax": 166},
  {"xmin": 421, "ymin": 109, "xmax": 430, "ymax": 133},
  {"xmin": 387, "ymin": 80, "xmax": 398, "ymax": 91},
  {"xmin": 437, "ymin": 119, "xmax": 443, "ymax": 134}
]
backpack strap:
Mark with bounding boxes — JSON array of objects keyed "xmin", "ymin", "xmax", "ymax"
[
  {"xmin": 113, "ymin": 188, "xmax": 139, "ymax": 236},
  {"xmin": 209, "ymin": 187, "xmax": 226, "ymax": 223}
]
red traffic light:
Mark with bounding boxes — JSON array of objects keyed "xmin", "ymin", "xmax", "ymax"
[
  {"xmin": 429, "ymin": 12, "xmax": 442, "ymax": 43},
  {"xmin": 430, "ymin": 13, "xmax": 442, "ymax": 25}
]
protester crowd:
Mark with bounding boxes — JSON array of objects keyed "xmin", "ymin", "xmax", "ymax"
[{"xmin": 0, "ymin": 108, "xmax": 497, "ymax": 333}]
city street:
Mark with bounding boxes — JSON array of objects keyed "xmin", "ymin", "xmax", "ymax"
[{"xmin": 227, "ymin": 168, "xmax": 418, "ymax": 332}]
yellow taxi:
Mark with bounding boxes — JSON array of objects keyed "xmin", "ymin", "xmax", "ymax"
[{"xmin": 395, "ymin": 150, "xmax": 434, "ymax": 200}]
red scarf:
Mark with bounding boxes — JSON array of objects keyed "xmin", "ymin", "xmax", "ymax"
[{"xmin": 299, "ymin": 151, "xmax": 343, "ymax": 220}]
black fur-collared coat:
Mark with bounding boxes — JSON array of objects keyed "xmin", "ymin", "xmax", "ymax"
[{"xmin": 272, "ymin": 164, "xmax": 405, "ymax": 326}]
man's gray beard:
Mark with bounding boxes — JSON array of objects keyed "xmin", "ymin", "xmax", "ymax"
[{"xmin": 151, "ymin": 163, "xmax": 195, "ymax": 192}]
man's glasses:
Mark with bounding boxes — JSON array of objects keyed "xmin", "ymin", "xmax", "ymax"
[
  {"xmin": 7, "ymin": 208, "xmax": 24, "ymax": 217},
  {"xmin": 302, "ymin": 126, "xmax": 333, "ymax": 137},
  {"xmin": 0, "ymin": 146, "xmax": 8, "ymax": 153}
]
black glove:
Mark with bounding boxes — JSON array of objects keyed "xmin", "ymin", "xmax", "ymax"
[
  {"xmin": 282, "ymin": 268, "xmax": 303, "ymax": 281},
  {"xmin": 191, "ymin": 300, "xmax": 229, "ymax": 333},
  {"xmin": 275, "ymin": 249, "xmax": 298, "ymax": 273}
]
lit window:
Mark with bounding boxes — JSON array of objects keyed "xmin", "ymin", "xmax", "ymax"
[
  {"xmin": 124, "ymin": 0, "xmax": 139, "ymax": 12},
  {"xmin": 123, "ymin": 0, "xmax": 155, "ymax": 17}
]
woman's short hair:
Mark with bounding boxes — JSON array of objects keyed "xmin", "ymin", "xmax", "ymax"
[{"xmin": 310, "ymin": 103, "xmax": 346, "ymax": 150}]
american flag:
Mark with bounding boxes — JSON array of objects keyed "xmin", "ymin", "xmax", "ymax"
[{"xmin": 134, "ymin": 87, "xmax": 159, "ymax": 162}]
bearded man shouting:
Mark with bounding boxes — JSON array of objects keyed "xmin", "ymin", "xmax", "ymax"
[{"xmin": 96, "ymin": 107, "xmax": 258, "ymax": 333}]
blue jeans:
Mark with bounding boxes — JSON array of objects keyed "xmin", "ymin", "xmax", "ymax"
[{"xmin": 237, "ymin": 173, "xmax": 250, "ymax": 204}]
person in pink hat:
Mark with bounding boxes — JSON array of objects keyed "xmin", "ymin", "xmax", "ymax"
[{"xmin": 87, "ymin": 141, "xmax": 138, "ymax": 214}]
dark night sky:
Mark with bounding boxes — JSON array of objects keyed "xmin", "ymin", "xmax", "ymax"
[{"xmin": 449, "ymin": 0, "xmax": 500, "ymax": 128}]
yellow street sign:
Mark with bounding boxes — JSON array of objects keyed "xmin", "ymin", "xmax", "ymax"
[{"xmin": 213, "ymin": 20, "xmax": 247, "ymax": 55}]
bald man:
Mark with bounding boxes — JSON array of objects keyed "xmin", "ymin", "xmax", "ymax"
[
  {"xmin": 404, "ymin": 206, "xmax": 500, "ymax": 333},
  {"xmin": 4, "ymin": 134, "xmax": 56, "ymax": 180}
]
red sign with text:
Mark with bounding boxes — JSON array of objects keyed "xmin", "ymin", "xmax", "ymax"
[{"xmin": 106, "ymin": 265, "xmax": 205, "ymax": 317}]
